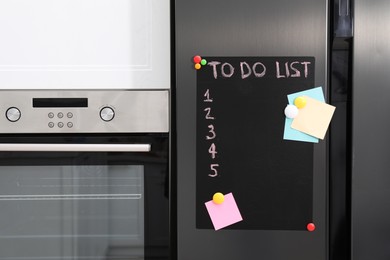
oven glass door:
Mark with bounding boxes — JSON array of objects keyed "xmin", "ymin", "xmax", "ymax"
[{"xmin": 0, "ymin": 134, "xmax": 169, "ymax": 260}]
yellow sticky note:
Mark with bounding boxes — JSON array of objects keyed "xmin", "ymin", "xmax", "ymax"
[{"xmin": 291, "ymin": 96, "xmax": 336, "ymax": 139}]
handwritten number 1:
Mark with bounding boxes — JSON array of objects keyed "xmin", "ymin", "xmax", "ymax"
[{"xmin": 204, "ymin": 89, "xmax": 213, "ymax": 102}]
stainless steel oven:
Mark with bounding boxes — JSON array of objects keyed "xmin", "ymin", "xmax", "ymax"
[{"xmin": 0, "ymin": 90, "xmax": 170, "ymax": 260}]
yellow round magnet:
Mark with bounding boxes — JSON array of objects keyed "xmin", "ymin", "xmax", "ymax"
[
  {"xmin": 194, "ymin": 63, "xmax": 201, "ymax": 70},
  {"xmin": 213, "ymin": 192, "xmax": 225, "ymax": 204},
  {"xmin": 294, "ymin": 96, "xmax": 307, "ymax": 108}
]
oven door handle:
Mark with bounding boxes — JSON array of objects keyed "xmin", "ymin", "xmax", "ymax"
[{"xmin": 0, "ymin": 143, "xmax": 151, "ymax": 152}]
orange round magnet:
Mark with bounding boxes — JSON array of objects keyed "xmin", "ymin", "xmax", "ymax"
[{"xmin": 195, "ymin": 63, "xmax": 201, "ymax": 70}]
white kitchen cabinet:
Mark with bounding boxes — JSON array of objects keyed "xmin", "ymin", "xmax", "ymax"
[{"xmin": 0, "ymin": 0, "xmax": 170, "ymax": 89}]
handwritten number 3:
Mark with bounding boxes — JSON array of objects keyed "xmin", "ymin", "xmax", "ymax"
[{"xmin": 206, "ymin": 125, "xmax": 216, "ymax": 140}]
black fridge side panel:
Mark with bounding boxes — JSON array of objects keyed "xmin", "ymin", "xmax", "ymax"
[
  {"xmin": 352, "ymin": 1, "xmax": 390, "ymax": 260},
  {"xmin": 176, "ymin": 1, "xmax": 329, "ymax": 260}
]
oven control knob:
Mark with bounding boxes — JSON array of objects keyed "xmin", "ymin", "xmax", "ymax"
[
  {"xmin": 100, "ymin": 107, "xmax": 115, "ymax": 122},
  {"xmin": 6, "ymin": 107, "xmax": 21, "ymax": 122}
]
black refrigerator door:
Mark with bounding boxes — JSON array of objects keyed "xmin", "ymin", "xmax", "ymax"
[
  {"xmin": 352, "ymin": 0, "xmax": 390, "ymax": 259},
  {"xmin": 175, "ymin": 0, "xmax": 329, "ymax": 259}
]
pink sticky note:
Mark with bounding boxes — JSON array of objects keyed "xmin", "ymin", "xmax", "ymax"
[{"xmin": 205, "ymin": 192, "xmax": 243, "ymax": 230}]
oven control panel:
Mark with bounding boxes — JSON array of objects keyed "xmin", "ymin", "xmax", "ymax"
[
  {"xmin": 45, "ymin": 111, "xmax": 76, "ymax": 129},
  {"xmin": 0, "ymin": 90, "xmax": 169, "ymax": 133}
]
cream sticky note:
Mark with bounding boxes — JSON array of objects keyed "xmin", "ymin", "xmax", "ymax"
[
  {"xmin": 291, "ymin": 96, "xmax": 336, "ymax": 139},
  {"xmin": 205, "ymin": 192, "xmax": 243, "ymax": 230}
]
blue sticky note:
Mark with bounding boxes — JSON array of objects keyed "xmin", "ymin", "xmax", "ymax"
[{"xmin": 283, "ymin": 87, "xmax": 325, "ymax": 143}]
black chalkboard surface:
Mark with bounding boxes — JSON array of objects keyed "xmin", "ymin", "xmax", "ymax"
[{"xmin": 196, "ymin": 57, "xmax": 315, "ymax": 230}]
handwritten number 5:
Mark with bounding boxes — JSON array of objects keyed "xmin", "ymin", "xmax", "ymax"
[{"xmin": 209, "ymin": 164, "xmax": 219, "ymax": 177}]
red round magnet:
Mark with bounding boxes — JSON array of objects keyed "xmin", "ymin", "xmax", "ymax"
[
  {"xmin": 193, "ymin": 55, "xmax": 202, "ymax": 64},
  {"xmin": 307, "ymin": 223, "xmax": 316, "ymax": 232}
]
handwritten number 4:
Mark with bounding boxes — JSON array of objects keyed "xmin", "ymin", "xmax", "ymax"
[{"xmin": 208, "ymin": 143, "xmax": 217, "ymax": 159}]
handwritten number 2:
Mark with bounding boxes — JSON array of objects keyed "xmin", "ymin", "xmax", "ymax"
[{"xmin": 204, "ymin": 108, "xmax": 215, "ymax": 120}]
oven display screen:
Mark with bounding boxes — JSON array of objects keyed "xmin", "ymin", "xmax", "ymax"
[{"xmin": 33, "ymin": 98, "xmax": 88, "ymax": 108}]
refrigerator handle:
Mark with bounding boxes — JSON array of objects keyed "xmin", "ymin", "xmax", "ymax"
[
  {"xmin": 334, "ymin": 0, "xmax": 354, "ymax": 37},
  {"xmin": 338, "ymin": 0, "xmax": 350, "ymax": 16}
]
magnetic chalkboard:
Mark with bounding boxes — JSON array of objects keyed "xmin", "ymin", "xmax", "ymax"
[{"xmin": 196, "ymin": 57, "xmax": 315, "ymax": 230}]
